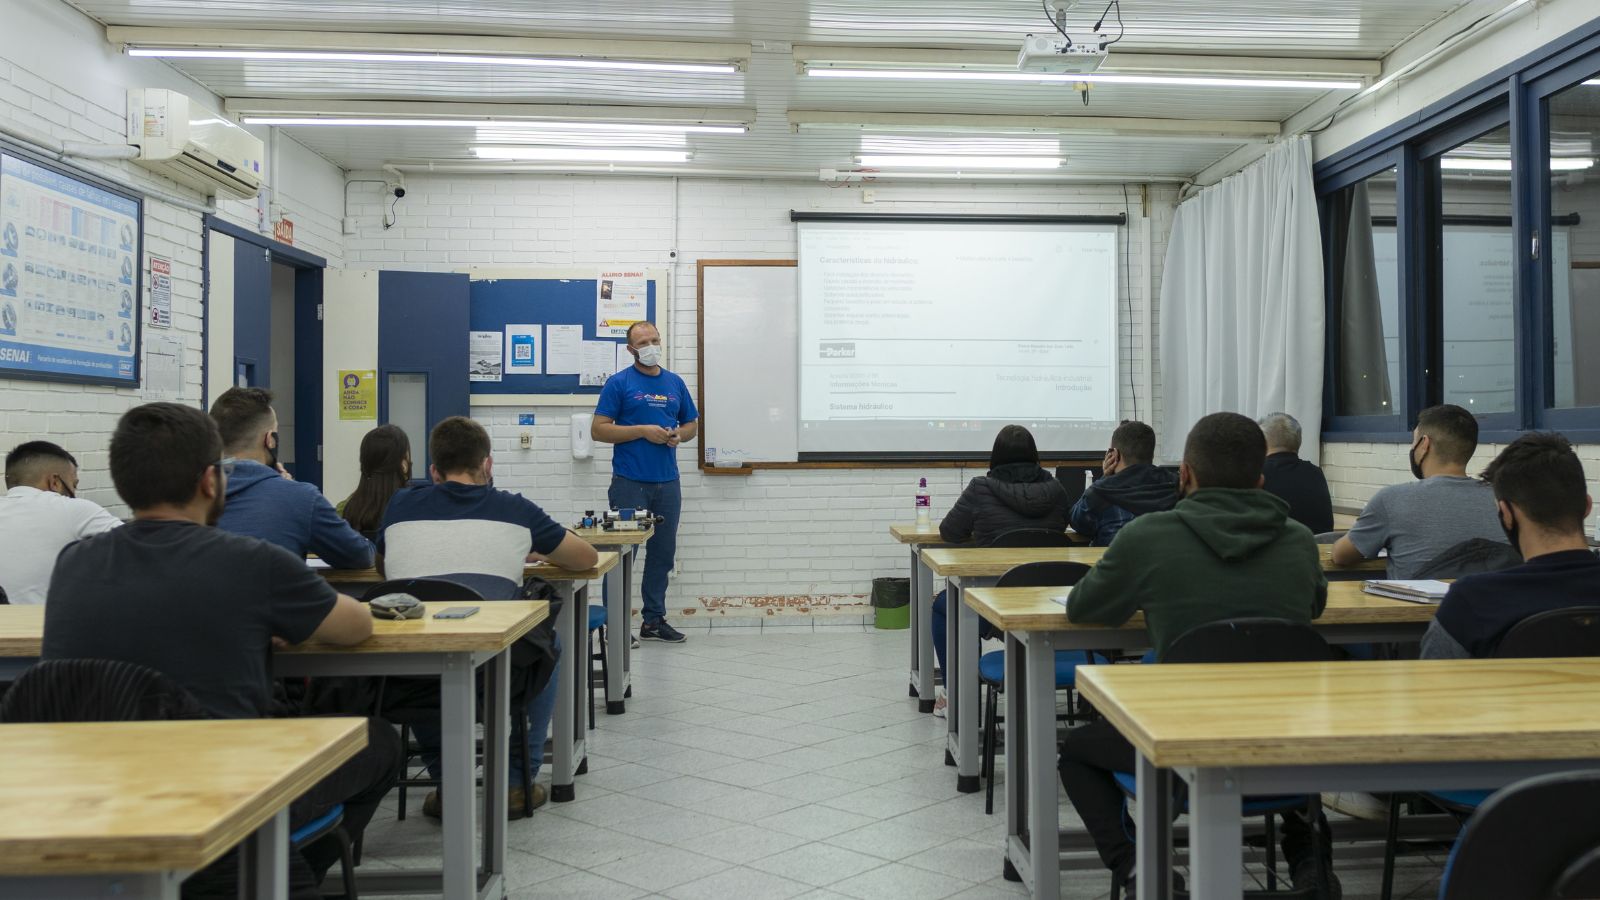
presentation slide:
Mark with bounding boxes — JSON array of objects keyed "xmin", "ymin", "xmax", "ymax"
[
  {"xmin": 797, "ymin": 220, "xmax": 1119, "ymax": 455},
  {"xmin": 0, "ymin": 153, "xmax": 140, "ymax": 384}
]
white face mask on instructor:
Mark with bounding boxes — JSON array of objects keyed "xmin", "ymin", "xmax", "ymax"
[{"xmin": 634, "ymin": 344, "xmax": 664, "ymax": 368}]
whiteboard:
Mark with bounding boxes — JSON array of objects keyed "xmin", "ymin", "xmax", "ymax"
[{"xmin": 699, "ymin": 262, "xmax": 798, "ymax": 464}]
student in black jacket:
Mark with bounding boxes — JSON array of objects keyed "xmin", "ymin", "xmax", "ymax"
[
  {"xmin": 1258, "ymin": 412, "xmax": 1334, "ymax": 535},
  {"xmin": 1069, "ymin": 421, "xmax": 1178, "ymax": 546},
  {"xmin": 929, "ymin": 425, "xmax": 1070, "ymax": 714}
]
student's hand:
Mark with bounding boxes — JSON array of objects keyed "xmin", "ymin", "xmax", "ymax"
[
  {"xmin": 271, "ymin": 636, "xmax": 291, "ymax": 650},
  {"xmin": 276, "ymin": 463, "xmax": 294, "ymax": 480},
  {"xmin": 639, "ymin": 425, "xmax": 673, "ymax": 445}
]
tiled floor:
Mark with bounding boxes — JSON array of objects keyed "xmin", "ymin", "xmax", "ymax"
[{"xmin": 357, "ymin": 622, "xmax": 1452, "ymax": 899}]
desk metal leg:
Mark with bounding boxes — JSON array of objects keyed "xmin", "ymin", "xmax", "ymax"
[
  {"xmin": 911, "ymin": 546, "xmax": 936, "ymax": 713},
  {"xmin": 1003, "ymin": 631, "xmax": 1026, "ymax": 881},
  {"xmin": 552, "ymin": 583, "xmax": 588, "ymax": 802},
  {"xmin": 249, "ymin": 809, "xmax": 288, "ymax": 900},
  {"xmin": 1187, "ymin": 766, "xmax": 1243, "ymax": 899},
  {"xmin": 481, "ymin": 648, "xmax": 509, "ymax": 897},
  {"xmin": 440, "ymin": 651, "xmax": 476, "ymax": 900},
  {"xmin": 1135, "ymin": 753, "xmax": 1174, "ymax": 900},
  {"xmin": 953, "ymin": 577, "xmax": 981, "ymax": 793},
  {"xmin": 1025, "ymin": 631, "xmax": 1060, "ymax": 896},
  {"xmin": 944, "ymin": 576, "xmax": 959, "ymax": 766},
  {"xmin": 605, "ymin": 547, "xmax": 631, "ymax": 714}
]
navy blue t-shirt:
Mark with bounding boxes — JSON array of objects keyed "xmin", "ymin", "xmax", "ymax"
[
  {"xmin": 1433, "ymin": 548, "xmax": 1600, "ymax": 657},
  {"xmin": 595, "ymin": 365, "xmax": 698, "ymax": 483},
  {"xmin": 379, "ymin": 481, "xmax": 568, "ymax": 586}
]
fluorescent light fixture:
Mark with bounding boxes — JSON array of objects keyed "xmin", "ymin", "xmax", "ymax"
[
  {"xmin": 128, "ymin": 47, "xmax": 737, "ymax": 74},
  {"xmin": 240, "ymin": 116, "xmax": 746, "ymax": 133},
  {"xmin": 856, "ymin": 154, "xmax": 1061, "ymax": 169},
  {"xmin": 472, "ymin": 146, "xmax": 691, "ymax": 162},
  {"xmin": 1440, "ymin": 157, "xmax": 1595, "ymax": 171},
  {"xmin": 807, "ymin": 67, "xmax": 1361, "ymax": 90}
]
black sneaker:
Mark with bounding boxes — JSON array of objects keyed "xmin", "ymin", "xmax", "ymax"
[{"xmin": 639, "ymin": 621, "xmax": 687, "ymax": 643}]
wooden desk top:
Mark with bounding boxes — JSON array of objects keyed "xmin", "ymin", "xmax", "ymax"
[
  {"xmin": 573, "ymin": 526, "xmax": 652, "ymax": 546},
  {"xmin": 922, "ymin": 544, "xmax": 1385, "ymax": 578},
  {"xmin": 0, "ymin": 717, "xmax": 365, "ymax": 875},
  {"xmin": 963, "ymin": 581, "xmax": 1437, "ymax": 633},
  {"xmin": 889, "ymin": 523, "xmax": 946, "ymax": 544},
  {"xmin": 1076, "ymin": 657, "xmax": 1600, "ymax": 768},
  {"xmin": 320, "ymin": 551, "xmax": 620, "ymax": 585},
  {"xmin": 0, "ymin": 601, "xmax": 547, "ymax": 658}
]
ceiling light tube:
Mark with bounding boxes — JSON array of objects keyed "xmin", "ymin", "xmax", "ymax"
[
  {"xmin": 241, "ymin": 116, "xmax": 746, "ymax": 133},
  {"xmin": 1440, "ymin": 157, "xmax": 1595, "ymax": 171},
  {"xmin": 128, "ymin": 47, "xmax": 737, "ymax": 74},
  {"xmin": 808, "ymin": 67, "xmax": 1360, "ymax": 90},
  {"xmin": 473, "ymin": 146, "xmax": 691, "ymax": 162},
  {"xmin": 856, "ymin": 155, "xmax": 1061, "ymax": 169}
]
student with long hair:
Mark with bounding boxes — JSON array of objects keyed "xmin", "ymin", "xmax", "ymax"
[{"xmin": 340, "ymin": 424, "xmax": 412, "ymax": 539}]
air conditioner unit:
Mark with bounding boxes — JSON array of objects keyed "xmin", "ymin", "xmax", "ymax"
[{"xmin": 127, "ymin": 89, "xmax": 263, "ymax": 199}]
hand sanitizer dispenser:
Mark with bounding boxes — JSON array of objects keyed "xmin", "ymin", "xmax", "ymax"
[{"xmin": 570, "ymin": 413, "xmax": 594, "ymax": 460}]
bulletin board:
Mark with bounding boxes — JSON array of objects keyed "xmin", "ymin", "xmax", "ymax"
[
  {"xmin": 466, "ymin": 270, "xmax": 660, "ymax": 398},
  {"xmin": 0, "ymin": 143, "xmax": 142, "ymax": 386}
]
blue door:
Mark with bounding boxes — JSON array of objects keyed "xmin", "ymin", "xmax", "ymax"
[
  {"xmin": 232, "ymin": 240, "xmax": 271, "ymax": 388},
  {"xmin": 378, "ymin": 271, "xmax": 470, "ymax": 479}
]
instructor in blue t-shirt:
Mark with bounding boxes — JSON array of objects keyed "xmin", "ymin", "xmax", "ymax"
[{"xmin": 593, "ymin": 321, "xmax": 698, "ymax": 644}]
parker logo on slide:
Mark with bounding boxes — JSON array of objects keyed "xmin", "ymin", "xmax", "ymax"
[{"xmin": 819, "ymin": 342, "xmax": 856, "ymax": 359}]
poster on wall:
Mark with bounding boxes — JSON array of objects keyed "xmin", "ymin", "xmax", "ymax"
[
  {"xmin": 339, "ymin": 369, "xmax": 377, "ymax": 420},
  {"xmin": 147, "ymin": 254, "xmax": 171, "ymax": 329},
  {"xmin": 0, "ymin": 151, "xmax": 141, "ymax": 385},
  {"xmin": 469, "ymin": 329, "xmax": 502, "ymax": 381},
  {"xmin": 504, "ymin": 324, "xmax": 542, "ymax": 375},
  {"xmin": 596, "ymin": 271, "xmax": 647, "ymax": 338}
]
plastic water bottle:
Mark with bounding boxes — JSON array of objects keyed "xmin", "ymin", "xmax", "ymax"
[
  {"xmin": 1085, "ymin": 469, "xmax": 1095, "ymax": 492},
  {"xmin": 915, "ymin": 477, "xmax": 931, "ymax": 526}
]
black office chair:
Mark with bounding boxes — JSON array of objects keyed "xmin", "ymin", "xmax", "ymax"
[
  {"xmin": 1434, "ymin": 770, "xmax": 1600, "ymax": 899},
  {"xmin": 1381, "ymin": 605, "xmax": 1600, "ymax": 898},
  {"xmin": 1110, "ymin": 619, "xmax": 1339, "ymax": 899},
  {"xmin": 986, "ymin": 528, "xmax": 1075, "ymax": 548},
  {"xmin": 365, "ymin": 577, "xmax": 540, "ymax": 820},
  {"xmin": 977, "ymin": 560, "xmax": 1095, "ymax": 814}
]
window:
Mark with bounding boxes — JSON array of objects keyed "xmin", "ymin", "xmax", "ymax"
[
  {"xmin": 1546, "ymin": 80, "xmax": 1600, "ymax": 409},
  {"xmin": 1327, "ymin": 166, "xmax": 1400, "ymax": 417}
]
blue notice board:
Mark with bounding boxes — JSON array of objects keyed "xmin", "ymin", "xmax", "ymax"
[{"xmin": 469, "ymin": 276, "xmax": 657, "ymax": 395}]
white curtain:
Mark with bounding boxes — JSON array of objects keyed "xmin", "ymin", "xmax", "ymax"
[{"xmin": 1159, "ymin": 136, "xmax": 1326, "ymax": 464}]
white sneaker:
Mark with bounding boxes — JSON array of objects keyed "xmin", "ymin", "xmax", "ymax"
[{"xmin": 932, "ymin": 689, "xmax": 948, "ymax": 719}]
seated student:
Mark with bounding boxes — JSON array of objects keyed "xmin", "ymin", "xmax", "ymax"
[
  {"xmin": 1422, "ymin": 433, "xmax": 1599, "ymax": 659},
  {"xmin": 929, "ymin": 424, "xmax": 1070, "ymax": 715},
  {"xmin": 338, "ymin": 424, "xmax": 411, "ymax": 541},
  {"xmin": 41, "ymin": 402, "xmax": 399, "ymax": 896},
  {"xmin": 209, "ymin": 387, "xmax": 375, "ymax": 569},
  {"xmin": 380, "ymin": 416, "xmax": 598, "ymax": 816},
  {"xmin": 0, "ymin": 441, "xmax": 120, "ymax": 604},
  {"xmin": 1059, "ymin": 412, "xmax": 1329, "ymax": 895},
  {"xmin": 1069, "ymin": 420, "xmax": 1178, "ymax": 546},
  {"xmin": 1332, "ymin": 404, "xmax": 1507, "ymax": 578},
  {"xmin": 1259, "ymin": 412, "xmax": 1335, "ymax": 535}
]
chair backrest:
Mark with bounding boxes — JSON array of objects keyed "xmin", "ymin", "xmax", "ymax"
[
  {"xmin": 0, "ymin": 658, "xmax": 209, "ymax": 723},
  {"xmin": 995, "ymin": 561, "xmax": 1092, "ymax": 589},
  {"xmin": 1413, "ymin": 537, "xmax": 1522, "ymax": 579},
  {"xmin": 1554, "ymin": 845, "xmax": 1600, "ymax": 899},
  {"xmin": 986, "ymin": 528, "xmax": 1074, "ymax": 549},
  {"xmin": 363, "ymin": 576, "xmax": 496, "ymax": 604},
  {"xmin": 1493, "ymin": 606, "xmax": 1600, "ymax": 659},
  {"xmin": 1162, "ymin": 618, "xmax": 1337, "ymax": 664},
  {"xmin": 1440, "ymin": 770, "xmax": 1600, "ymax": 899}
]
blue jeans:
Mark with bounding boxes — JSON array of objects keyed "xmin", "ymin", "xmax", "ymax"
[
  {"xmin": 608, "ymin": 475, "xmax": 682, "ymax": 626},
  {"xmin": 413, "ymin": 633, "xmax": 561, "ymax": 788}
]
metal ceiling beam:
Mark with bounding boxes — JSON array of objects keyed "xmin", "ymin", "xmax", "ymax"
[
  {"xmin": 789, "ymin": 110, "xmax": 1279, "ymax": 142},
  {"xmin": 105, "ymin": 26, "xmax": 750, "ymax": 69},
  {"xmin": 223, "ymin": 98, "xmax": 757, "ymax": 127},
  {"xmin": 793, "ymin": 45, "xmax": 1381, "ymax": 78}
]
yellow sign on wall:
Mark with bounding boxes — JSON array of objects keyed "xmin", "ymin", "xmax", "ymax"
[{"xmin": 339, "ymin": 369, "xmax": 377, "ymax": 420}]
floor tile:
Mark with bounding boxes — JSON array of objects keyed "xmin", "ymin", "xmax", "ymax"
[
  {"xmin": 822, "ymin": 818, "xmax": 955, "ymax": 861},
  {"xmin": 509, "ymin": 870, "xmax": 650, "ymax": 899},
  {"xmin": 748, "ymin": 842, "xmax": 890, "ymax": 887},
  {"xmin": 828, "ymin": 861, "xmax": 974, "ymax": 900},
  {"xmin": 683, "ymin": 825, "xmax": 811, "ymax": 864},
  {"xmin": 757, "ymin": 803, "xmax": 881, "ymax": 841},
  {"xmin": 663, "ymin": 865, "xmax": 813, "ymax": 900},
  {"xmin": 587, "ymin": 846, "xmax": 732, "ymax": 891}
]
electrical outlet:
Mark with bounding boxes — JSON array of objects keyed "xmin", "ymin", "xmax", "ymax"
[
  {"xmin": 519, "ymin": 433, "xmax": 532, "ymax": 449},
  {"xmin": 862, "ymin": 188, "xmax": 876, "ymax": 204}
]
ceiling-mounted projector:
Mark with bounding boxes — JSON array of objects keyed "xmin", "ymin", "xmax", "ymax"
[{"xmin": 1017, "ymin": 33, "xmax": 1108, "ymax": 74}]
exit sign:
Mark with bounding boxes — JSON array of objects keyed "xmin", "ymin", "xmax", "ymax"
[{"xmin": 273, "ymin": 217, "xmax": 294, "ymax": 245}]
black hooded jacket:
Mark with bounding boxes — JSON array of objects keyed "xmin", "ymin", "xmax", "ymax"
[
  {"xmin": 938, "ymin": 462, "xmax": 1072, "ymax": 546},
  {"xmin": 1069, "ymin": 462, "xmax": 1180, "ymax": 546}
]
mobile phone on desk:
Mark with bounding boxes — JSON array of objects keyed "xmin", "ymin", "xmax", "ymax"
[{"xmin": 433, "ymin": 606, "xmax": 480, "ymax": 619}]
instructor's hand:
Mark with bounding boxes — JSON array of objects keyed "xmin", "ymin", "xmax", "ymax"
[{"xmin": 638, "ymin": 425, "xmax": 673, "ymax": 445}]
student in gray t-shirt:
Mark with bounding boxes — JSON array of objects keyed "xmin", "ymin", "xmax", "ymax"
[{"xmin": 1332, "ymin": 404, "xmax": 1509, "ymax": 579}]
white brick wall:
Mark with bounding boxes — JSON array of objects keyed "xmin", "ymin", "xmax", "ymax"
[
  {"xmin": 345, "ymin": 174, "xmax": 1178, "ymax": 599},
  {"xmin": 0, "ymin": 0, "xmax": 344, "ymax": 515}
]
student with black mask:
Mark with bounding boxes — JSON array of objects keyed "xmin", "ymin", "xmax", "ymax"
[{"xmin": 1070, "ymin": 420, "xmax": 1179, "ymax": 546}]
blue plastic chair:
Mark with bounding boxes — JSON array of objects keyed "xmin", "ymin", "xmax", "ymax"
[
  {"xmin": 587, "ymin": 605, "xmax": 608, "ymax": 729},
  {"xmin": 290, "ymin": 803, "xmax": 358, "ymax": 899}
]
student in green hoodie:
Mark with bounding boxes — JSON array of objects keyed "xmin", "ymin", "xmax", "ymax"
[{"xmin": 1059, "ymin": 411, "xmax": 1330, "ymax": 895}]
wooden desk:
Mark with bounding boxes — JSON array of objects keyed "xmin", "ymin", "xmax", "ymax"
[
  {"xmin": 923, "ymin": 544, "xmax": 1388, "ymax": 797},
  {"xmin": 888, "ymin": 523, "xmax": 952, "ymax": 713},
  {"xmin": 571, "ymin": 529, "xmax": 651, "ymax": 715},
  {"xmin": 524, "ymin": 553, "xmax": 618, "ymax": 804},
  {"xmin": 1077, "ymin": 659, "xmax": 1600, "ymax": 899},
  {"xmin": 961, "ymin": 582, "xmax": 1437, "ymax": 898},
  {"xmin": 0, "ymin": 602, "xmax": 547, "ymax": 900},
  {"xmin": 0, "ymin": 717, "xmax": 364, "ymax": 899}
]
